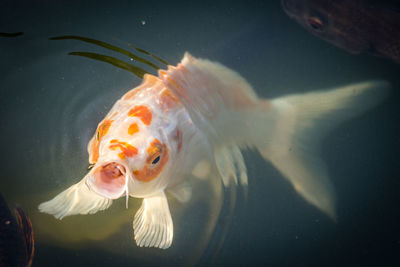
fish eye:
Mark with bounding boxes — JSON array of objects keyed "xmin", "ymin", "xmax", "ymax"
[
  {"xmin": 307, "ymin": 16, "xmax": 324, "ymax": 32},
  {"xmin": 151, "ymin": 155, "xmax": 160, "ymax": 165}
]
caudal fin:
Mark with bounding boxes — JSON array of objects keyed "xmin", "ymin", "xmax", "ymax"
[{"xmin": 259, "ymin": 81, "xmax": 389, "ymax": 219}]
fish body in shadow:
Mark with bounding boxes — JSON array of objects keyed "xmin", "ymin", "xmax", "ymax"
[
  {"xmin": 0, "ymin": 193, "xmax": 34, "ymax": 267},
  {"xmin": 282, "ymin": 0, "xmax": 400, "ymax": 63}
]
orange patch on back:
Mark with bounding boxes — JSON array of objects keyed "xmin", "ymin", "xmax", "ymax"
[
  {"xmin": 128, "ymin": 105, "xmax": 152, "ymax": 125},
  {"xmin": 109, "ymin": 139, "xmax": 138, "ymax": 159},
  {"xmin": 128, "ymin": 123, "xmax": 139, "ymax": 135},
  {"xmin": 160, "ymin": 87, "xmax": 181, "ymax": 109},
  {"xmin": 163, "ymin": 74, "xmax": 183, "ymax": 92},
  {"xmin": 133, "ymin": 138, "xmax": 169, "ymax": 182},
  {"xmin": 159, "ymin": 67, "xmax": 191, "ymax": 108},
  {"xmin": 122, "ymin": 74, "xmax": 160, "ymax": 100},
  {"xmin": 90, "ymin": 119, "xmax": 114, "ymax": 163}
]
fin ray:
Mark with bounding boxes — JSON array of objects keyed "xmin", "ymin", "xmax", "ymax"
[
  {"xmin": 133, "ymin": 191, "xmax": 173, "ymax": 249},
  {"xmin": 215, "ymin": 145, "xmax": 248, "ymax": 188},
  {"xmin": 167, "ymin": 181, "xmax": 192, "ymax": 203},
  {"xmin": 38, "ymin": 179, "xmax": 112, "ymax": 219},
  {"xmin": 259, "ymin": 81, "xmax": 389, "ymax": 218}
]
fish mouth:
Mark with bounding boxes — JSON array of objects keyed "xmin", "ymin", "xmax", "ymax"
[{"xmin": 87, "ymin": 161, "xmax": 129, "ymax": 199}]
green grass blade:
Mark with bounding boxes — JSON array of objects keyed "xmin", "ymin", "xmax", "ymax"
[
  {"xmin": 51, "ymin": 35, "xmax": 160, "ymax": 70},
  {"xmin": 127, "ymin": 44, "xmax": 169, "ymax": 66},
  {"xmin": 0, "ymin": 32, "xmax": 24, "ymax": 37},
  {"xmin": 69, "ymin": 51, "xmax": 148, "ymax": 78}
]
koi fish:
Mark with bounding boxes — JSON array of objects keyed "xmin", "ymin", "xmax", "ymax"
[
  {"xmin": 0, "ymin": 193, "xmax": 34, "ymax": 267},
  {"xmin": 39, "ymin": 53, "xmax": 388, "ymax": 249},
  {"xmin": 281, "ymin": 0, "xmax": 400, "ymax": 63}
]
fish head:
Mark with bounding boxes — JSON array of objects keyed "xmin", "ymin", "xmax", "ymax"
[
  {"xmin": 281, "ymin": 0, "xmax": 370, "ymax": 54},
  {"xmin": 85, "ymin": 103, "xmax": 180, "ymax": 199}
]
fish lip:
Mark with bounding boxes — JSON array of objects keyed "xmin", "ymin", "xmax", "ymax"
[{"xmin": 86, "ymin": 160, "xmax": 131, "ymax": 199}]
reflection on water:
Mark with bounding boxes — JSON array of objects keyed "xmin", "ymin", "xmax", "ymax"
[{"xmin": 1, "ymin": 0, "xmax": 399, "ymax": 266}]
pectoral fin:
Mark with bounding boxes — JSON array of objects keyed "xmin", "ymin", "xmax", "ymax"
[
  {"xmin": 214, "ymin": 145, "xmax": 248, "ymax": 187},
  {"xmin": 133, "ymin": 191, "xmax": 173, "ymax": 249},
  {"xmin": 191, "ymin": 159, "xmax": 211, "ymax": 180},
  {"xmin": 38, "ymin": 179, "xmax": 112, "ymax": 219},
  {"xmin": 167, "ymin": 181, "xmax": 192, "ymax": 203}
]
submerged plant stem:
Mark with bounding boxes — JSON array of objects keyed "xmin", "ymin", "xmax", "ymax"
[
  {"xmin": 0, "ymin": 32, "xmax": 24, "ymax": 37},
  {"xmin": 51, "ymin": 35, "xmax": 161, "ymax": 70},
  {"xmin": 127, "ymin": 44, "xmax": 169, "ymax": 66},
  {"xmin": 69, "ymin": 51, "xmax": 148, "ymax": 78}
]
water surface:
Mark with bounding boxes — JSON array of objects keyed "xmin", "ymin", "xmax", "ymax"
[{"xmin": 1, "ymin": 0, "xmax": 399, "ymax": 266}]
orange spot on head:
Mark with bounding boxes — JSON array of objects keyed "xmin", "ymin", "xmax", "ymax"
[
  {"xmin": 123, "ymin": 143, "xmax": 138, "ymax": 157},
  {"xmin": 109, "ymin": 140, "xmax": 138, "ymax": 159},
  {"xmin": 98, "ymin": 120, "xmax": 113, "ymax": 139},
  {"xmin": 91, "ymin": 143, "xmax": 100, "ymax": 164},
  {"xmin": 133, "ymin": 138, "xmax": 169, "ymax": 182},
  {"xmin": 146, "ymin": 139, "xmax": 162, "ymax": 158},
  {"xmin": 128, "ymin": 123, "xmax": 139, "ymax": 135},
  {"xmin": 90, "ymin": 119, "xmax": 114, "ymax": 163},
  {"xmin": 128, "ymin": 105, "xmax": 152, "ymax": 125}
]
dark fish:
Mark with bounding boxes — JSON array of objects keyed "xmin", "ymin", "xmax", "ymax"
[
  {"xmin": 281, "ymin": 0, "xmax": 400, "ymax": 63},
  {"xmin": 0, "ymin": 193, "xmax": 34, "ymax": 267}
]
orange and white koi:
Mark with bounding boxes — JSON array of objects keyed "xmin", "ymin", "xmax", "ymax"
[{"xmin": 39, "ymin": 53, "xmax": 388, "ymax": 249}]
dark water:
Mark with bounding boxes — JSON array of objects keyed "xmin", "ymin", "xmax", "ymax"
[{"xmin": 1, "ymin": 0, "xmax": 399, "ymax": 266}]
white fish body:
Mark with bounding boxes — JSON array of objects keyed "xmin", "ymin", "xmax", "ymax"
[{"xmin": 39, "ymin": 53, "xmax": 388, "ymax": 249}]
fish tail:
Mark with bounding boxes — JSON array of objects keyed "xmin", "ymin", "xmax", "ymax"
[{"xmin": 257, "ymin": 81, "xmax": 389, "ymax": 219}]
